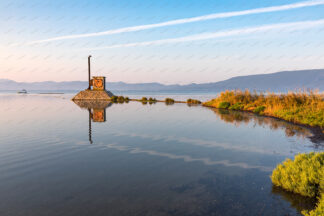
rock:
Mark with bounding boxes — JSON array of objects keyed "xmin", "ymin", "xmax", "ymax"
[
  {"xmin": 72, "ymin": 89, "xmax": 114, "ymax": 100},
  {"xmin": 72, "ymin": 100, "xmax": 112, "ymax": 109}
]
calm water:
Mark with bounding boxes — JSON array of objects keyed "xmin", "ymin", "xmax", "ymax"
[{"xmin": 0, "ymin": 94, "xmax": 322, "ymax": 216}]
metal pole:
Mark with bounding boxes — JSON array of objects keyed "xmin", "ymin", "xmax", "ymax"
[
  {"xmin": 88, "ymin": 55, "xmax": 92, "ymax": 90},
  {"xmin": 88, "ymin": 108, "xmax": 93, "ymax": 144}
]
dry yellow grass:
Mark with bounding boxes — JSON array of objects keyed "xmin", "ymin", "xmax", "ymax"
[{"xmin": 204, "ymin": 90, "xmax": 324, "ymax": 129}]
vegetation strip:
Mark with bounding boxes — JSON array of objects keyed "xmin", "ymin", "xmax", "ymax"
[
  {"xmin": 271, "ymin": 152, "xmax": 324, "ymax": 216},
  {"xmin": 109, "ymin": 96, "xmax": 201, "ymax": 105},
  {"xmin": 203, "ymin": 90, "xmax": 324, "ymax": 132}
]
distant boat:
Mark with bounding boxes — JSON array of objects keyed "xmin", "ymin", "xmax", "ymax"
[{"xmin": 17, "ymin": 89, "xmax": 27, "ymax": 94}]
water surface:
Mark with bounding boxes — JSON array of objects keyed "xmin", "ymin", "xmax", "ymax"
[{"xmin": 0, "ymin": 94, "xmax": 322, "ymax": 216}]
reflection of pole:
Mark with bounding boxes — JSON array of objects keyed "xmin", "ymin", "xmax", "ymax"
[
  {"xmin": 88, "ymin": 55, "xmax": 92, "ymax": 90},
  {"xmin": 88, "ymin": 108, "xmax": 93, "ymax": 144}
]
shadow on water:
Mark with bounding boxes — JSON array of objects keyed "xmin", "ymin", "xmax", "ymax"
[{"xmin": 210, "ymin": 108, "xmax": 323, "ymax": 145}]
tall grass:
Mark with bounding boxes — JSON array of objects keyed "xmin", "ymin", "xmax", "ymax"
[
  {"xmin": 204, "ymin": 90, "xmax": 324, "ymax": 129},
  {"xmin": 271, "ymin": 152, "xmax": 324, "ymax": 215}
]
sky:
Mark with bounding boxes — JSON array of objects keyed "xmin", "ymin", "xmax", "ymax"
[{"xmin": 0, "ymin": 0, "xmax": 324, "ymax": 84}]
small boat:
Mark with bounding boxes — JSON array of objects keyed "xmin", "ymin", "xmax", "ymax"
[{"xmin": 17, "ymin": 89, "xmax": 27, "ymax": 94}]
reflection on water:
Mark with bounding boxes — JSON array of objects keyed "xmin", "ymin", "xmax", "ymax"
[
  {"xmin": 271, "ymin": 186, "xmax": 316, "ymax": 213},
  {"xmin": 73, "ymin": 100, "xmax": 111, "ymax": 144},
  {"xmin": 211, "ymin": 108, "xmax": 316, "ymax": 143},
  {"xmin": 0, "ymin": 94, "xmax": 322, "ymax": 216}
]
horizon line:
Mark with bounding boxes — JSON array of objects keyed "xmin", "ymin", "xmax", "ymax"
[{"xmin": 2, "ymin": 68, "xmax": 323, "ymax": 85}]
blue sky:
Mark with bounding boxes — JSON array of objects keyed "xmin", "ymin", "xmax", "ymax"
[{"xmin": 0, "ymin": 0, "xmax": 324, "ymax": 84}]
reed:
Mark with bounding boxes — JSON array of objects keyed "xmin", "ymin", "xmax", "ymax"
[{"xmin": 204, "ymin": 90, "xmax": 324, "ymax": 129}]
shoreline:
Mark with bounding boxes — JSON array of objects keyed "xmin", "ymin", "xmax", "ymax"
[
  {"xmin": 72, "ymin": 96, "xmax": 324, "ymax": 143},
  {"xmin": 203, "ymin": 104, "xmax": 324, "ymax": 144}
]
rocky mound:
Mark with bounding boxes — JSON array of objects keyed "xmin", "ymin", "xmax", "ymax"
[{"xmin": 72, "ymin": 90, "xmax": 114, "ymax": 100}]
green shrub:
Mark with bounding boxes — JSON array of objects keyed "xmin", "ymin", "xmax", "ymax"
[
  {"xmin": 187, "ymin": 99, "xmax": 201, "ymax": 104},
  {"xmin": 271, "ymin": 152, "xmax": 324, "ymax": 197},
  {"xmin": 165, "ymin": 98, "xmax": 175, "ymax": 105},
  {"xmin": 271, "ymin": 152, "xmax": 324, "ymax": 216},
  {"xmin": 203, "ymin": 100, "xmax": 215, "ymax": 107},
  {"xmin": 125, "ymin": 97, "xmax": 129, "ymax": 103},
  {"xmin": 229, "ymin": 102, "xmax": 244, "ymax": 110},
  {"xmin": 148, "ymin": 97, "xmax": 157, "ymax": 103},
  {"xmin": 117, "ymin": 96, "xmax": 125, "ymax": 103},
  {"xmin": 110, "ymin": 96, "xmax": 118, "ymax": 102},
  {"xmin": 253, "ymin": 106, "xmax": 266, "ymax": 114},
  {"xmin": 218, "ymin": 101, "xmax": 230, "ymax": 109},
  {"xmin": 142, "ymin": 97, "xmax": 148, "ymax": 102}
]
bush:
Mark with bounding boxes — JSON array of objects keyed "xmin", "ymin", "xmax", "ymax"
[
  {"xmin": 271, "ymin": 152, "xmax": 324, "ymax": 215},
  {"xmin": 165, "ymin": 98, "xmax": 175, "ymax": 105},
  {"xmin": 271, "ymin": 152, "xmax": 324, "ymax": 197},
  {"xmin": 117, "ymin": 96, "xmax": 125, "ymax": 103},
  {"xmin": 229, "ymin": 102, "xmax": 244, "ymax": 110},
  {"xmin": 110, "ymin": 96, "xmax": 118, "ymax": 102},
  {"xmin": 253, "ymin": 106, "xmax": 266, "ymax": 114},
  {"xmin": 141, "ymin": 97, "xmax": 148, "ymax": 102},
  {"xmin": 125, "ymin": 97, "xmax": 129, "ymax": 103},
  {"xmin": 187, "ymin": 99, "xmax": 201, "ymax": 104},
  {"xmin": 148, "ymin": 97, "xmax": 157, "ymax": 103},
  {"xmin": 218, "ymin": 101, "xmax": 230, "ymax": 109}
]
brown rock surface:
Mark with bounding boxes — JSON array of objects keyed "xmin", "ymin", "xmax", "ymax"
[
  {"xmin": 72, "ymin": 90, "xmax": 114, "ymax": 100},
  {"xmin": 73, "ymin": 100, "xmax": 112, "ymax": 109}
]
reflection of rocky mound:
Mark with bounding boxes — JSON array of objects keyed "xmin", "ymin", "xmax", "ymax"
[
  {"xmin": 72, "ymin": 89, "xmax": 114, "ymax": 100},
  {"xmin": 73, "ymin": 100, "xmax": 112, "ymax": 109}
]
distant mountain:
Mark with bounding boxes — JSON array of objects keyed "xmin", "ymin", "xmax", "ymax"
[
  {"xmin": 0, "ymin": 69, "xmax": 323, "ymax": 92},
  {"xmin": 183, "ymin": 69, "xmax": 324, "ymax": 92}
]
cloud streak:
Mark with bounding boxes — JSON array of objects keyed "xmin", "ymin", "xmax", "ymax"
[
  {"xmin": 84, "ymin": 19, "xmax": 324, "ymax": 50},
  {"xmin": 26, "ymin": 0, "xmax": 324, "ymax": 45}
]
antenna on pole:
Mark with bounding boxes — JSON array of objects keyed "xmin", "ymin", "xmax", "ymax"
[{"xmin": 88, "ymin": 55, "xmax": 92, "ymax": 90}]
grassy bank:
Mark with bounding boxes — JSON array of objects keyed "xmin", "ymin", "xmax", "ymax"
[
  {"xmin": 203, "ymin": 90, "xmax": 324, "ymax": 130},
  {"xmin": 271, "ymin": 152, "xmax": 324, "ymax": 215}
]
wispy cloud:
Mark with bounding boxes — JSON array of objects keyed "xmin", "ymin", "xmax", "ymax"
[
  {"xmin": 26, "ymin": 0, "xmax": 324, "ymax": 45},
  {"xmin": 83, "ymin": 19, "xmax": 324, "ymax": 50}
]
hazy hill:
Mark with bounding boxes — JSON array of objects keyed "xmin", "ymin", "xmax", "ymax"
[
  {"xmin": 183, "ymin": 69, "xmax": 324, "ymax": 92},
  {"xmin": 0, "ymin": 69, "xmax": 323, "ymax": 92}
]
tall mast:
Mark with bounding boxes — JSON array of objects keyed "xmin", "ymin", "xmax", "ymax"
[{"xmin": 88, "ymin": 55, "xmax": 92, "ymax": 90}]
